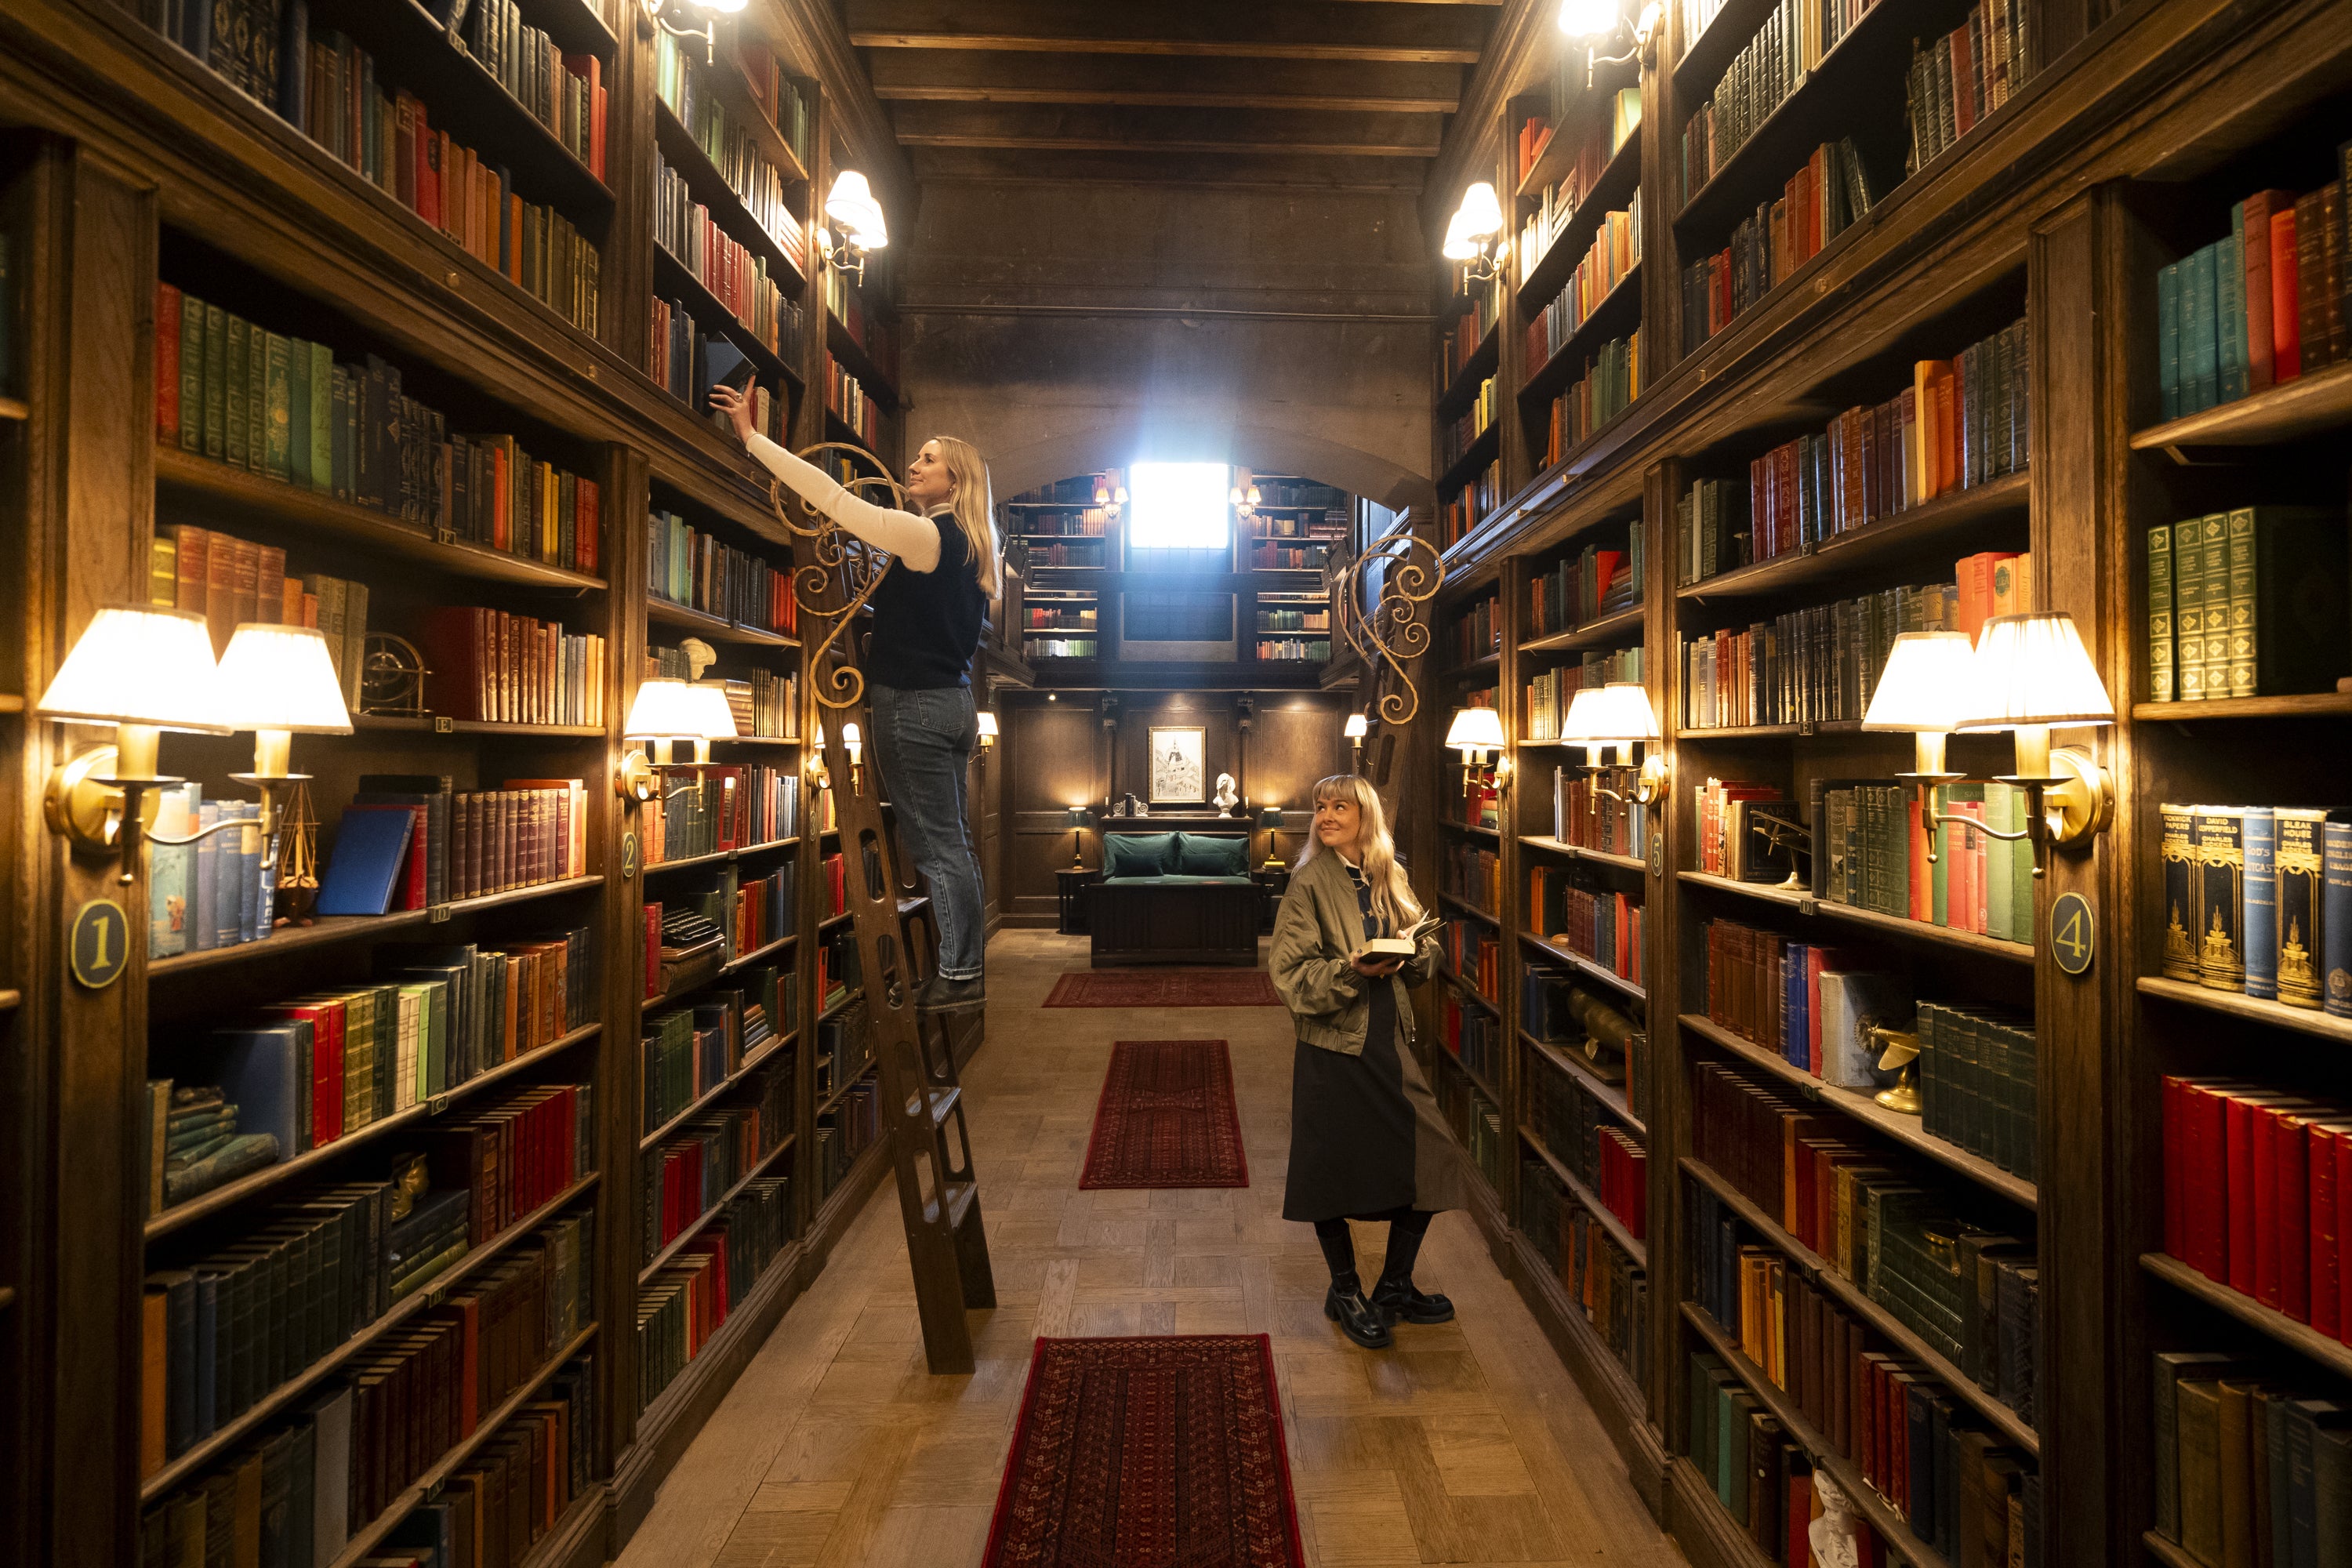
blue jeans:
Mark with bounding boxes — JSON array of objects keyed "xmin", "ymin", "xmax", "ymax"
[{"xmin": 871, "ymin": 684, "xmax": 986, "ymax": 981}]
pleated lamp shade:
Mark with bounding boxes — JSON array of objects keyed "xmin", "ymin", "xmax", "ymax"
[
  {"xmin": 1860, "ymin": 631, "xmax": 1978, "ymax": 733},
  {"xmin": 1955, "ymin": 612, "xmax": 2115, "ymax": 731},
  {"xmin": 215, "ymin": 624, "xmax": 354, "ymax": 735},
  {"xmin": 36, "ymin": 605, "xmax": 230, "ymax": 733}
]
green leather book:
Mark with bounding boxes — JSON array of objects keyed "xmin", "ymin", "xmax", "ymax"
[
  {"xmin": 2197, "ymin": 512, "xmax": 2232, "ymax": 703},
  {"xmin": 285, "ymin": 336, "xmax": 308, "ymax": 486},
  {"xmin": 307, "ymin": 342, "xmax": 333, "ymax": 492},
  {"xmin": 2176, "ymin": 517, "xmax": 2208, "ymax": 699},
  {"xmin": 178, "ymin": 291, "xmax": 203, "ymax": 452},
  {"xmin": 263, "ymin": 332, "xmax": 291, "ymax": 483},
  {"xmin": 244, "ymin": 314, "xmax": 265, "ymax": 476},
  {"xmin": 223, "ymin": 314, "xmax": 248, "ymax": 469},
  {"xmin": 2149, "ymin": 521, "xmax": 2176, "ymax": 701},
  {"xmin": 201, "ymin": 303, "xmax": 226, "ymax": 462}
]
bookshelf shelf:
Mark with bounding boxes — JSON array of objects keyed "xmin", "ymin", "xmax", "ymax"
[
  {"xmin": 1443, "ymin": 822, "xmax": 1501, "ymax": 840},
  {"xmin": 1517, "ymin": 836, "xmax": 1646, "ymax": 873},
  {"xmin": 0, "ymin": 395, "xmax": 27, "ymax": 421},
  {"xmin": 646, "ymin": 596, "xmax": 800, "ymax": 646},
  {"xmin": 2131, "ymin": 693, "xmax": 2352, "ymax": 720},
  {"xmin": 714, "ymin": 734, "xmax": 804, "ymax": 748},
  {"xmin": 144, "ymin": 1025, "xmax": 604, "ymax": 1241},
  {"xmin": 1449, "ymin": 651, "xmax": 1503, "ymax": 675},
  {"xmin": 1516, "ymin": 129, "xmax": 1644, "ymax": 312},
  {"xmin": 1681, "ymin": 1156, "xmax": 2038, "ymax": 1455},
  {"xmin": 154, "ymin": 446, "xmax": 610, "ymax": 592},
  {"xmin": 815, "ymin": 1062, "xmax": 877, "ymax": 1119},
  {"xmin": 1439, "ymin": 893, "xmax": 1501, "ymax": 927},
  {"xmin": 2144, "ymin": 1533, "xmax": 2201, "ymax": 1568},
  {"xmin": 637, "ymin": 1134, "xmax": 797, "ymax": 1283},
  {"xmin": 1442, "ymin": 970, "xmax": 1501, "ymax": 1022},
  {"xmin": 1677, "ymin": 869, "xmax": 2034, "ymax": 963},
  {"xmin": 351, "ymin": 714, "xmax": 605, "ymax": 738},
  {"xmin": 1676, "ymin": 720, "xmax": 1867, "ymax": 739},
  {"xmin": 826, "ymin": 311, "xmax": 902, "ymax": 408},
  {"xmin": 323, "ymin": 1321, "xmax": 601, "ymax": 1568},
  {"xmin": 1679, "ymin": 1011, "xmax": 2038, "ymax": 1210},
  {"xmin": 1522, "ymin": 1029, "xmax": 1644, "ymax": 1134},
  {"xmin": 1519, "ymin": 603, "xmax": 1644, "ymax": 655},
  {"xmin": 1519, "ymin": 930, "xmax": 1644, "ymax": 1003},
  {"xmin": 637, "ymin": 1034, "xmax": 796, "ymax": 1151},
  {"xmin": 2140, "ymin": 1251, "xmax": 2352, "ymax": 1383},
  {"xmin": 653, "ymin": 99, "xmax": 807, "ymax": 288},
  {"xmin": 642, "ymin": 837, "xmax": 800, "ymax": 877},
  {"xmin": 655, "ymin": 243, "xmax": 800, "ymax": 388},
  {"xmin": 814, "ymin": 988, "xmax": 861, "ymax": 1025},
  {"xmin": 1679, "ymin": 1303, "xmax": 1951, "ymax": 1568},
  {"xmin": 1519, "ymin": 265, "xmax": 1643, "ymax": 409},
  {"xmin": 1672, "ymin": 0, "xmax": 1777, "ymax": 99},
  {"xmin": 2129, "ymin": 359, "xmax": 2352, "ymax": 454},
  {"xmin": 815, "ymin": 910, "xmax": 853, "ymax": 931},
  {"xmin": 147, "ymin": 875, "xmax": 604, "ymax": 978},
  {"xmin": 1673, "ymin": 471, "xmax": 2032, "ymax": 603},
  {"xmin": 724, "ymin": 933, "xmax": 797, "ymax": 973},
  {"xmin": 2135, "ymin": 975, "xmax": 2352, "ymax": 1044},
  {"xmin": 1437, "ymin": 324, "xmax": 1501, "ymax": 418},
  {"xmin": 1519, "ymin": 1123, "xmax": 1648, "ymax": 1267},
  {"xmin": 139, "ymin": 1174, "xmax": 601, "ymax": 1502},
  {"xmin": 1436, "ymin": 422, "xmax": 1501, "ymax": 497},
  {"xmin": 1508, "ymin": 1230, "xmax": 1649, "ymax": 1426}
]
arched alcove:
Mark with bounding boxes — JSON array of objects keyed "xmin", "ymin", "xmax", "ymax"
[{"xmin": 975, "ymin": 418, "xmax": 1436, "ymax": 516}]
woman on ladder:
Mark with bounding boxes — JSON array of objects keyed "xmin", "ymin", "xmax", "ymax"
[{"xmin": 712, "ymin": 385, "xmax": 997, "ymax": 1014}]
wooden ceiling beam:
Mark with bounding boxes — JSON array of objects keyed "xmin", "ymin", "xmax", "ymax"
[
  {"xmin": 886, "ymin": 101, "xmax": 1446, "ymax": 158},
  {"xmin": 903, "ymin": 146, "xmax": 1432, "ymax": 192},
  {"xmin": 844, "ymin": 0, "xmax": 1491, "ymax": 64},
  {"xmin": 865, "ymin": 51, "xmax": 1465, "ymax": 115}
]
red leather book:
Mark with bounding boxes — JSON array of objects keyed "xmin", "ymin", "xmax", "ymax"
[
  {"xmin": 2183, "ymin": 1080, "xmax": 2235, "ymax": 1279},
  {"xmin": 2311, "ymin": 1122, "xmax": 2350, "ymax": 1337},
  {"xmin": 2227, "ymin": 1091, "xmax": 2291, "ymax": 1296},
  {"xmin": 2271, "ymin": 205, "xmax": 2303, "ymax": 382},
  {"xmin": 2252, "ymin": 1098, "xmax": 2320, "ymax": 1307},
  {"xmin": 2278, "ymin": 1109, "xmax": 2319, "ymax": 1320}
]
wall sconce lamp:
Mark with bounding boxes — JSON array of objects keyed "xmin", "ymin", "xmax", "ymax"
[
  {"xmin": 1441, "ymin": 182, "xmax": 1506, "ymax": 284},
  {"xmin": 639, "ymin": 0, "xmax": 743, "ymax": 64},
  {"xmin": 818, "ymin": 172, "xmax": 888, "ymax": 283},
  {"xmin": 1094, "ymin": 477, "xmax": 1127, "ymax": 521},
  {"xmin": 1258, "ymin": 807, "xmax": 1289, "ymax": 871},
  {"xmin": 1445, "ymin": 705, "xmax": 1509, "ymax": 797},
  {"xmin": 1559, "ymin": 681, "xmax": 1668, "ymax": 814},
  {"xmin": 615, "ymin": 677, "xmax": 739, "ymax": 800},
  {"xmin": 1559, "ymin": 0, "xmax": 1665, "ymax": 85},
  {"xmin": 1065, "ymin": 805, "xmax": 1094, "ymax": 869},
  {"xmin": 1860, "ymin": 614, "xmax": 2116, "ymax": 880},
  {"xmin": 1345, "ymin": 711, "xmax": 1370, "ymax": 769},
  {"xmin": 213, "ymin": 623, "xmax": 357, "ymax": 844}
]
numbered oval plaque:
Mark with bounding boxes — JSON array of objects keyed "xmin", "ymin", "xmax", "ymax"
[
  {"xmin": 2050, "ymin": 891, "xmax": 2095, "ymax": 976},
  {"xmin": 70, "ymin": 898, "xmax": 131, "ymax": 990},
  {"xmin": 621, "ymin": 831, "xmax": 641, "ymax": 880}
]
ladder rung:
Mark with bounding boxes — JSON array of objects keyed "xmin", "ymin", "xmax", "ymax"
[
  {"xmin": 917, "ymin": 1084, "xmax": 960, "ymax": 1129},
  {"xmin": 944, "ymin": 1180, "xmax": 979, "ymax": 1229},
  {"xmin": 897, "ymin": 895, "xmax": 928, "ymax": 916}
]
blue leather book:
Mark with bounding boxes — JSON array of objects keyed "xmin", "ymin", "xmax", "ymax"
[
  {"xmin": 2220, "ymin": 211, "xmax": 2249, "ymax": 403},
  {"xmin": 209, "ymin": 1023, "xmax": 309, "ymax": 1155},
  {"xmin": 193, "ymin": 1271, "xmax": 219, "ymax": 1439},
  {"xmin": 2245, "ymin": 808, "xmax": 2278, "ymax": 1000},
  {"xmin": 191, "ymin": 797, "xmax": 218, "ymax": 952},
  {"xmin": 2325, "ymin": 817, "xmax": 2352, "ymax": 1020},
  {"xmin": 2159, "ymin": 261, "xmax": 2182, "ymax": 420},
  {"xmin": 315, "ymin": 806, "xmax": 416, "ymax": 916}
]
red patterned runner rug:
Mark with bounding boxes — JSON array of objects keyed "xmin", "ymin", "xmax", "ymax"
[
  {"xmin": 1043, "ymin": 969, "xmax": 1282, "ymax": 1009},
  {"xmin": 982, "ymin": 1335, "xmax": 1305, "ymax": 1568},
  {"xmin": 1080, "ymin": 1040, "xmax": 1250, "ymax": 1189}
]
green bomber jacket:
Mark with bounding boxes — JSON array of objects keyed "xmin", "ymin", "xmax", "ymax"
[{"xmin": 1269, "ymin": 844, "xmax": 1439, "ymax": 1057}]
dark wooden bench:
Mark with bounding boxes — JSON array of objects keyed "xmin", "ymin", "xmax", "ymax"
[{"xmin": 1087, "ymin": 877, "xmax": 1262, "ymax": 967}]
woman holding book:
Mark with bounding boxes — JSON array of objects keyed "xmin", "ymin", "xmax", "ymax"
[
  {"xmin": 1272, "ymin": 773, "xmax": 1465, "ymax": 1349},
  {"xmin": 712, "ymin": 387, "xmax": 999, "ymax": 1014}
]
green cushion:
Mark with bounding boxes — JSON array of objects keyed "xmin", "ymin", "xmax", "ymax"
[
  {"xmin": 1102, "ymin": 873, "xmax": 1254, "ymax": 887},
  {"xmin": 1176, "ymin": 832, "xmax": 1250, "ymax": 877},
  {"xmin": 1103, "ymin": 832, "xmax": 1178, "ymax": 877}
]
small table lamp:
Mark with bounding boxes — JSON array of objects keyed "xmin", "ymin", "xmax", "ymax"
[
  {"xmin": 1258, "ymin": 807, "xmax": 1287, "ymax": 870},
  {"xmin": 1065, "ymin": 806, "xmax": 1092, "ymax": 868}
]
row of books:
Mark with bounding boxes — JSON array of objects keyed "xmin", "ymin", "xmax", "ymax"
[
  {"xmin": 1256, "ymin": 608, "xmax": 1330, "ymax": 633},
  {"xmin": 1526, "ymin": 198, "xmax": 1642, "ymax": 372},
  {"xmin": 1253, "ymin": 639, "xmax": 1330, "ymax": 661},
  {"xmin": 1247, "ymin": 543, "xmax": 1327, "ymax": 575},
  {"xmin": 1528, "ymin": 526, "xmax": 1642, "ymax": 641},
  {"xmin": 351, "ymin": 1356, "xmax": 595, "ymax": 1568},
  {"xmin": 645, "ymin": 645, "xmax": 800, "ymax": 743},
  {"xmin": 1443, "ymin": 992, "xmax": 1502, "ymax": 1095},
  {"xmin": 814, "ymin": 988, "xmax": 873, "ymax": 1102},
  {"xmin": 1529, "ymin": 1052, "xmax": 1648, "ymax": 1237},
  {"xmin": 157, "ymin": 288, "xmax": 602, "ymax": 578},
  {"xmin": 824, "ymin": 269, "xmax": 898, "ymax": 388},
  {"xmin": 1689, "ymin": 1189, "xmax": 2041, "ymax": 1567},
  {"xmin": 652, "ymin": 38, "xmax": 808, "ymax": 276},
  {"xmin": 1548, "ymin": 764, "xmax": 1650, "ymax": 859},
  {"xmin": 330, "ymin": 784, "xmax": 588, "ymax": 928},
  {"xmin": 1681, "ymin": 140, "xmax": 1874, "ymax": 350},
  {"xmin": 1525, "ymin": 648, "xmax": 1646, "ymax": 742},
  {"xmin": 1678, "ymin": 0, "xmax": 1877, "ymax": 193},
  {"xmin": 453, "ymin": 0, "xmax": 609, "ymax": 180},
  {"xmin": 152, "ymin": 528, "xmax": 365, "ymax": 706},
  {"xmin": 2145, "ymin": 509, "xmax": 2348, "ymax": 702},
  {"xmin": 1439, "ymin": 285, "xmax": 1501, "ymax": 388},
  {"xmin": 1529, "ymin": 870, "xmax": 1645, "ymax": 987},
  {"xmin": 1515, "ymin": 90, "xmax": 1642, "ymax": 282},
  {"xmin": 1027, "ymin": 638, "xmax": 1098, "ymax": 659},
  {"xmin": 1012, "ymin": 475, "xmax": 1110, "ymax": 504},
  {"xmin": 2158, "ymin": 169, "xmax": 2352, "ymax": 420},
  {"xmin": 1017, "ymin": 511, "xmax": 1111, "ymax": 538},
  {"xmin": 1523, "ymin": 1157, "xmax": 1649, "ymax": 1389},
  {"xmin": 642, "ymin": 1082, "xmax": 793, "ymax": 1266},
  {"xmin": 648, "ymin": 299, "xmax": 786, "ymax": 441},
  {"xmin": 644, "ymin": 765, "xmax": 802, "ymax": 868},
  {"xmin": 1023, "ymin": 542, "xmax": 1105, "ymax": 569},
  {"xmin": 1679, "ymin": 578, "xmax": 1975, "ymax": 730},
  {"xmin": 2161, "ymin": 1076, "xmax": 2352, "ymax": 1338},
  {"xmin": 740, "ymin": 42, "xmax": 818, "ymax": 171},
  {"xmin": 824, "ymin": 355, "xmax": 883, "ymax": 450},
  {"xmin": 1537, "ymin": 329, "xmax": 1643, "ymax": 466},
  {"xmin": 1523, "ymin": 969, "xmax": 1647, "ymax": 1120},
  {"xmin": 1691, "ymin": 1065, "xmax": 2038, "ymax": 1417},
  {"xmin": 1450, "ymin": 597, "xmax": 1501, "ymax": 666},
  {"xmin": 655, "ymin": 157, "xmax": 806, "ymax": 361},
  {"xmin": 1433, "ymin": 1056, "xmax": 1508, "ymax": 1194},
  {"xmin": 2151, "ymin": 1352, "xmax": 2352, "ymax": 1568},
  {"xmin": 1441, "ymin": 458, "xmax": 1501, "ymax": 550},
  {"xmin": 1686, "ymin": 1343, "xmax": 1836, "ymax": 1567},
  {"xmin": 144, "ymin": 793, "xmax": 276, "ymax": 962},
  {"xmin": 648, "ymin": 509, "xmax": 801, "ymax": 635},
  {"xmin": 641, "ymin": 979, "xmax": 787, "ymax": 1134},
  {"xmin": 1904, "ymin": 1, "xmax": 2035, "ymax": 180},
  {"xmin": 1682, "ymin": 319, "xmax": 2033, "ymax": 585},
  {"xmin": 676, "ymin": 861, "xmax": 797, "ymax": 970},
  {"xmin": 814, "ymin": 1076, "xmax": 882, "ymax": 1199},
  {"xmin": 416, "ymin": 608, "xmax": 606, "ymax": 728},
  {"xmin": 638, "ymin": 1177, "xmax": 794, "ymax": 1414},
  {"xmin": 2160, "ymin": 803, "xmax": 2350, "ymax": 1014},
  {"xmin": 1440, "ymin": 376, "xmax": 1499, "ymax": 472},
  {"xmin": 1441, "ymin": 917, "xmax": 1502, "ymax": 1006}
]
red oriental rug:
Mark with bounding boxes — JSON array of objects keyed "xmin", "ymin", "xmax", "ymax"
[
  {"xmin": 982, "ymin": 1335, "xmax": 1305, "ymax": 1568},
  {"xmin": 1043, "ymin": 969, "xmax": 1282, "ymax": 1009},
  {"xmin": 1080, "ymin": 1040, "xmax": 1250, "ymax": 1189}
]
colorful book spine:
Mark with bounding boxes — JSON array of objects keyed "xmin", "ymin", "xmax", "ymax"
[
  {"xmin": 2194, "ymin": 806, "xmax": 2245, "ymax": 993},
  {"xmin": 2244, "ymin": 807, "xmax": 2278, "ymax": 1001},
  {"xmin": 2278, "ymin": 808, "xmax": 2328, "ymax": 1011},
  {"xmin": 2147, "ymin": 521, "xmax": 2175, "ymax": 702}
]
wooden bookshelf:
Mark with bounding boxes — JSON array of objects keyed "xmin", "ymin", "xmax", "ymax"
[
  {"xmin": 2129, "ymin": 358, "xmax": 2352, "ymax": 454},
  {"xmin": 1677, "ymin": 870, "xmax": 2036, "ymax": 963},
  {"xmin": 1519, "ymin": 930, "xmax": 1645, "ymax": 1004},
  {"xmin": 2140, "ymin": 1252, "xmax": 2352, "ymax": 1385},
  {"xmin": 1515, "ymin": 127, "xmax": 1643, "ymax": 314},
  {"xmin": 1519, "ymin": 1123, "xmax": 1648, "ymax": 1268},
  {"xmin": 2135, "ymin": 975, "xmax": 2352, "ymax": 1046},
  {"xmin": 1518, "ymin": 603, "xmax": 1643, "ymax": 655},
  {"xmin": 1671, "ymin": 471, "xmax": 2031, "ymax": 604},
  {"xmin": 1523, "ymin": 1029, "xmax": 1644, "ymax": 1134},
  {"xmin": 1518, "ymin": 835, "xmax": 1646, "ymax": 873},
  {"xmin": 2130, "ymin": 693, "xmax": 2352, "ymax": 721},
  {"xmin": 147, "ymin": 875, "xmax": 605, "ymax": 978}
]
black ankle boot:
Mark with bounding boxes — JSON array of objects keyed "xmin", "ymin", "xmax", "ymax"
[
  {"xmin": 1324, "ymin": 1278, "xmax": 1393, "ymax": 1349},
  {"xmin": 1370, "ymin": 1276, "xmax": 1455, "ymax": 1325},
  {"xmin": 916, "ymin": 975, "xmax": 985, "ymax": 1014}
]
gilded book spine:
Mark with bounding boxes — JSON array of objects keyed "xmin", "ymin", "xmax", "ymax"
[
  {"xmin": 2225, "ymin": 506, "xmax": 2256, "ymax": 699},
  {"xmin": 2243, "ymin": 807, "xmax": 2277, "ymax": 1000},
  {"xmin": 2194, "ymin": 806, "xmax": 2245, "ymax": 993},
  {"xmin": 2147, "ymin": 521, "xmax": 2176, "ymax": 702},
  {"xmin": 2274, "ymin": 808, "xmax": 2326, "ymax": 1010},
  {"xmin": 2175, "ymin": 518, "xmax": 2206, "ymax": 700},
  {"xmin": 2161, "ymin": 803, "xmax": 2198, "ymax": 982},
  {"xmin": 2197, "ymin": 514, "xmax": 2231, "ymax": 702}
]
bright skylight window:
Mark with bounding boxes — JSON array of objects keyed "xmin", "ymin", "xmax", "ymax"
[{"xmin": 1125, "ymin": 463, "xmax": 1232, "ymax": 550}]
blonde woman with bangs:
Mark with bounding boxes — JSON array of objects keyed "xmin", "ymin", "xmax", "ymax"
[
  {"xmin": 1271, "ymin": 773, "xmax": 1468, "ymax": 1350},
  {"xmin": 714, "ymin": 387, "xmax": 1000, "ymax": 1014}
]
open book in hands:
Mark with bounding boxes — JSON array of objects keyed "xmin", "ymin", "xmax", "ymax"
[{"xmin": 1354, "ymin": 913, "xmax": 1443, "ymax": 962}]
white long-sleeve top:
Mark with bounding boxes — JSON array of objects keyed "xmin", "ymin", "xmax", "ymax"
[{"xmin": 746, "ymin": 433, "xmax": 946, "ymax": 572}]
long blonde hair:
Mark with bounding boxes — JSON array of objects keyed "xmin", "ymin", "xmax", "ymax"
[
  {"xmin": 928, "ymin": 436, "xmax": 1002, "ymax": 597},
  {"xmin": 1297, "ymin": 774, "xmax": 1422, "ymax": 932}
]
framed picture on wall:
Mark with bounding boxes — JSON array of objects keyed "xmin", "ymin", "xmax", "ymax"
[{"xmin": 1147, "ymin": 726, "xmax": 1207, "ymax": 804}]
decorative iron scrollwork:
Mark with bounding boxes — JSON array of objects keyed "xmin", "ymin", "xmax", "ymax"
[
  {"xmin": 1334, "ymin": 518, "xmax": 1445, "ymax": 730},
  {"xmin": 768, "ymin": 442, "xmax": 908, "ymax": 712}
]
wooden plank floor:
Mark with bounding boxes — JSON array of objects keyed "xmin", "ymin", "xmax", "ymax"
[{"xmin": 613, "ymin": 931, "xmax": 1688, "ymax": 1568}]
